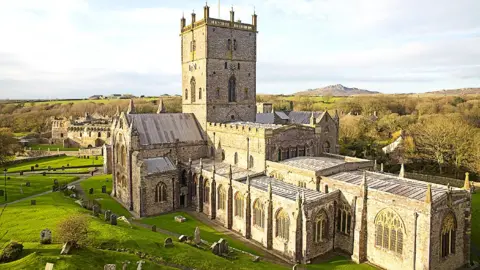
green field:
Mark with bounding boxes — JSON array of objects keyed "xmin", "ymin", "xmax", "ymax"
[
  {"xmin": 80, "ymin": 174, "xmax": 131, "ymax": 218},
  {"xmin": 28, "ymin": 144, "xmax": 79, "ymax": 151},
  {"xmin": 0, "ymin": 174, "xmax": 79, "ymax": 203},
  {"xmin": 5, "ymin": 156, "xmax": 103, "ymax": 173},
  {"xmin": 471, "ymin": 192, "xmax": 480, "ymax": 262}
]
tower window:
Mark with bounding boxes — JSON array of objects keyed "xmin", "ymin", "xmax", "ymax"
[
  {"xmin": 216, "ymin": 87, "xmax": 220, "ymax": 98},
  {"xmin": 185, "ymin": 89, "xmax": 188, "ymax": 100},
  {"xmin": 238, "ymin": 63, "xmax": 240, "ymax": 69},
  {"xmin": 199, "ymin": 87, "xmax": 202, "ymax": 100},
  {"xmin": 228, "ymin": 75, "xmax": 236, "ymax": 102},
  {"xmin": 244, "ymin": 88, "xmax": 249, "ymax": 99},
  {"xmin": 233, "ymin": 39, "xmax": 237, "ymax": 50},
  {"xmin": 224, "ymin": 62, "xmax": 228, "ymax": 69},
  {"xmin": 227, "ymin": 39, "xmax": 231, "ymax": 50},
  {"xmin": 190, "ymin": 77, "xmax": 196, "ymax": 103}
]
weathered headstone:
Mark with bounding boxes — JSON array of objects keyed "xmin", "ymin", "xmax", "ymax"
[
  {"xmin": 104, "ymin": 264, "xmax": 116, "ymax": 270},
  {"xmin": 252, "ymin": 256, "xmax": 260, "ymax": 262},
  {"xmin": 25, "ymin": 181, "xmax": 30, "ymax": 187},
  {"xmin": 104, "ymin": 210, "xmax": 112, "ymax": 221},
  {"xmin": 60, "ymin": 242, "xmax": 72, "ymax": 255},
  {"xmin": 218, "ymin": 238, "xmax": 229, "ymax": 254},
  {"xmin": 151, "ymin": 225, "xmax": 156, "ymax": 232},
  {"xmin": 40, "ymin": 229, "xmax": 52, "ymax": 244},
  {"xmin": 19, "ymin": 171, "xmax": 24, "ymax": 176},
  {"xmin": 194, "ymin": 227, "xmax": 201, "ymax": 245},
  {"xmin": 45, "ymin": 263, "xmax": 55, "ymax": 270},
  {"xmin": 92, "ymin": 205, "xmax": 100, "ymax": 217},
  {"xmin": 164, "ymin": 237, "xmax": 174, "ymax": 248},
  {"xmin": 62, "ymin": 166, "xmax": 65, "ymax": 171},
  {"xmin": 210, "ymin": 242, "xmax": 220, "ymax": 255},
  {"xmin": 89, "ymin": 188, "xmax": 93, "ymax": 194},
  {"xmin": 110, "ymin": 214, "xmax": 117, "ymax": 225},
  {"xmin": 31, "ymin": 200, "xmax": 36, "ymax": 205},
  {"xmin": 102, "ymin": 185, "xmax": 107, "ymax": 193},
  {"xmin": 31, "ymin": 166, "xmax": 34, "ymax": 171},
  {"xmin": 0, "ymin": 190, "xmax": 4, "ymax": 196},
  {"xmin": 42, "ymin": 172, "xmax": 46, "ymax": 176},
  {"xmin": 48, "ymin": 166, "xmax": 51, "ymax": 171},
  {"xmin": 178, "ymin": 235, "xmax": 188, "ymax": 242},
  {"xmin": 118, "ymin": 216, "xmax": 132, "ymax": 227},
  {"xmin": 122, "ymin": 261, "xmax": 130, "ymax": 270},
  {"xmin": 54, "ymin": 179, "xmax": 58, "ymax": 185}
]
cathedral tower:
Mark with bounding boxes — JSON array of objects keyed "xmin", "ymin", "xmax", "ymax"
[{"xmin": 181, "ymin": 4, "xmax": 258, "ymax": 131}]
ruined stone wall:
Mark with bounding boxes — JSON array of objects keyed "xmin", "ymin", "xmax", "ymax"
[{"xmin": 316, "ymin": 113, "xmax": 339, "ymax": 154}]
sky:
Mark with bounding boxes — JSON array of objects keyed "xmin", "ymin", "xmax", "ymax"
[{"xmin": 0, "ymin": 0, "xmax": 479, "ymax": 99}]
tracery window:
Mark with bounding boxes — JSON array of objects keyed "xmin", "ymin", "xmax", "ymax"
[
  {"xmin": 336, "ymin": 203, "xmax": 352, "ymax": 235},
  {"xmin": 192, "ymin": 175, "xmax": 197, "ymax": 197},
  {"xmin": 314, "ymin": 211, "xmax": 328, "ymax": 243},
  {"xmin": 375, "ymin": 209, "xmax": 405, "ymax": 255},
  {"xmin": 154, "ymin": 182, "xmax": 167, "ymax": 202},
  {"xmin": 217, "ymin": 185, "xmax": 226, "ymax": 210},
  {"xmin": 203, "ymin": 180, "xmax": 210, "ymax": 204},
  {"xmin": 276, "ymin": 209, "xmax": 289, "ymax": 240},
  {"xmin": 234, "ymin": 192, "xmax": 244, "ymax": 218},
  {"xmin": 441, "ymin": 213, "xmax": 456, "ymax": 257},
  {"xmin": 253, "ymin": 199, "xmax": 264, "ymax": 229},
  {"xmin": 228, "ymin": 75, "xmax": 236, "ymax": 102},
  {"xmin": 291, "ymin": 148, "xmax": 297, "ymax": 158}
]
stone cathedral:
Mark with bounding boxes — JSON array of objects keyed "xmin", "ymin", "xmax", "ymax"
[{"xmin": 107, "ymin": 4, "xmax": 471, "ymax": 269}]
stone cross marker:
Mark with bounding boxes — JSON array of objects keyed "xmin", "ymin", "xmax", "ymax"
[
  {"xmin": 25, "ymin": 181, "xmax": 30, "ymax": 187},
  {"xmin": 194, "ymin": 226, "xmax": 201, "ymax": 245},
  {"xmin": 110, "ymin": 214, "xmax": 117, "ymax": 225},
  {"xmin": 211, "ymin": 242, "xmax": 220, "ymax": 255},
  {"xmin": 151, "ymin": 225, "xmax": 156, "ymax": 232},
  {"xmin": 40, "ymin": 228, "xmax": 52, "ymax": 244},
  {"xmin": 104, "ymin": 264, "xmax": 116, "ymax": 270},
  {"xmin": 104, "ymin": 210, "xmax": 112, "ymax": 221}
]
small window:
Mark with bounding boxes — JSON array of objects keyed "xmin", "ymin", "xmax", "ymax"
[
  {"xmin": 233, "ymin": 39, "xmax": 237, "ymax": 50},
  {"xmin": 224, "ymin": 62, "xmax": 228, "ymax": 69},
  {"xmin": 98, "ymin": 132, "xmax": 101, "ymax": 138},
  {"xmin": 227, "ymin": 39, "xmax": 231, "ymax": 50},
  {"xmin": 216, "ymin": 87, "xmax": 220, "ymax": 98},
  {"xmin": 80, "ymin": 132, "xmax": 83, "ymax": 137},
  {"xmin": 185, "ymin": 89, "xmax": 188, "ymax": 100},
  {"xmin": 234, "ymin": 152, "xmax": 238, "ymax": 165},
  {"xmin": 238, "ymin": 63, "xmax": 240, "ymax": 69},
  {"xmin": 60, "ymin": 133, "xmax": 64, "ymax": 138},
  {"xmin": 199, "ymin": 88, "xmax": 202, "ymax": 99},
  {"xmin": 248, "ymin": 73, "xmax": 251, "ymax": 77},
  {"xmin": 231, "ymin": 115, "xmax": 235, "ymax": 120},
  {"xmin": 244, "ymin": 88, "xmax": 249, "ymax": 99}
]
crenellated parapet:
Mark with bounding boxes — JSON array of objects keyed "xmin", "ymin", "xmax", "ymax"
[{"xmin": 206, "ymin": 122, "xmax": 277, "ymax": 137}]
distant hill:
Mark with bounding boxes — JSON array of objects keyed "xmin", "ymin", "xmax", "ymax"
[
  {"xmin": 425, "ymin": 88, "xmax": 480, "ymax": 95},
  {"xmin": 295, "ymin": 84, "xmax": 380, "ymax": 96}
]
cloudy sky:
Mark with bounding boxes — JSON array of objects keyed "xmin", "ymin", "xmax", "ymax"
[{"xmin": 0, "ymin": 0, "xmax": 479, "ymax": 99}]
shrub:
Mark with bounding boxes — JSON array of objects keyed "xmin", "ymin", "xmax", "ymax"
[
  {"xmin": 0, "ymin": 241, "xmax": 23, "ymax": 262},
  {"xmin": 57, "ymin": 215, "xmax": 89, "ymax": 248}
]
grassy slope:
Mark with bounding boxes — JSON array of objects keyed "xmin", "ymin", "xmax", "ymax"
[
  {"xmin": 0, "ymin": 192, "xmax": 287, "ymax": 270},
  {"xmin": 143, "ymin": 212, "xmax": 259, "ymax": 255},
  {"xmin": 1, "ymin": 174, "xmax": 78, "ymax": 203},
  {"xmin": 470, "ymin": 192, "xmax": 480, "ymax": 262},
  {"xmin": 80, "ymin": 174, "xmax": 131, "ymax": 218},
  {"xmin": 5, "ymin": 156, "xmax": 103, "ymax": 173}
]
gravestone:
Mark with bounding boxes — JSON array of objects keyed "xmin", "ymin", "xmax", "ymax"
[
  {"xmin": 110, "ymin": 214, "xmax": 117, "ymax": 225},
  {"xmin": 62, "ymin": 166, "xmax": 65, "ymax": 171},
  {"xmin": 92, "ymin": 205, "xmax": 100, "ymax": 217},
  {"xmin": 54, "ymin": 179, "xmax": 58, "ymax": 185},
  {"xmin": 45, "ymin": 263, "xmax": 54, "ymax": 270},
  {"xmin": 25, "ymin": 181, "xmax": 30, "ymax": 187},
  {"xmin": 210, "ymin": 242, "xmax": 220, "ymax": 255},
  {"xmin": 136, "ymin": 260, "xmax": 144, "ymax": 270},
  {"xmin": 104, "ymin": 264, "xmax": 116, "ymax": 270},
  {"xmin": 0, "ymin": 190, "xmax": 4, "ymax": 196},
  {"xmin": 102, "ymin": 185, "xmax": 107, "ymax": 193},
  {"xmin": 31, "ymin": 166, "xmax": 34, "ymax": 171},
  {"xmin": 122, "ymin": 261, "xmax": 130, "ymax": 270},
  {"xmin": 194, "ymin": 227, "xmax": 201, "ymax": 245},
  {"xmin": 19, "ymin": 187, "xmax": 23, "ymax": 194},
  {"xmin": 89, "ymin": 188, "xmax": 93, "ymax": 194},
  {"xmin": 48, "ymin": 166, "xmax": 51, "ymax": 171},
  {"xmin": 19, "ymin": 171, "xmax": 23, "ymax": 176},
  {"xmin": 40, "ymin": 229, "xmax": 52, "ymax": 244},
  {"xmin": 164, "ymin": 237, "xmax": 174, "ymax": 248},
  {"xmin": 174, "ymin": 215, "xmax": 186, "ymax": 223},
  {"xmin": 35, "ymin": 164, "xmax": 39, "ymax": 167},
  {"xmin": 31, "ymin": 200, "xmax": 36, "ymax": 205},
  {"xmin": 178, "ymin": 235, "xmax": 187, "ymax": 242},
  {"xmin": 104, "ymin": 210, "xmax": 112, "ymax": 221},
  {"xmin": 91, "ymin": 171, "xmax": 94, "ymax": 176},
  {"xmin": 42, "ymin": 172, "xmax": 46, "ymax": 176},
  {"xmin": 95, "ymin": 156, "xmax": 98, "ymax": 160},
  {"xmin": 151, "ymin": 225, "xmax": 156, "ymax": 232},
  {"xmin": 218, "ymin": 238, "xmax": 229, "ymax": 254}
]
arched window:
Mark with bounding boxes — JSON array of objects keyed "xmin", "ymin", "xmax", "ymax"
[
  {"xmin": 217, "ymin": 185, "xmax": 226, "ymax": 210},
  {"xmin": 238, "ymin": 63, "xmax": 240, "ymax": 69},
  {"xmin": 244, "ymin": 88, "xmax": 248, "ymax": 99},
  {"xmin": 228, "ymin": 75, "xmax": 236, "ymax": 102},
  {"xmin": 336, "ymin": 204, "xmax": 352, "ymax": 235},
  {"xmin": 253, "ymin": 199, "xmax": 264, "ymax": 229},
  {"xmin": 314, "ymin": 210, "xmax": 328, "ymax": 243},
  {"xmin": 192, "ymin": 174, "xmax": 197, "ymax": 197},
  {"xmin": 323, "ymin": 141, "xmax": 330, "ymax": 153},
  {"xmin": 375, "ymin": 209, "xmax": 405, "ymax": 254},
  {"xmin": 224, "ymin": 62, "xmax": 228, "ymax": 69},
  {"xmin": 233, "ymin": 39, "xmax": 237, "ymax": 50},
  {"xmin": 199, "ymin": 87, "xmax": 202, "ymax": 100},
  {"xmin": 60, "ymin": 133, "xmax": 64, "ymax": 138},
  {"xmin": 276, "ymin": 209, "xmax": 289, "ymax": 240},
  {"xmin": 249, "ymin": 155, "xmax": 254, "ymax": 169},
  {"xmin": 234, "ymin": 192, "xmax": 244, "ymax": 218},
  {"xmin": 107, "ymin": 132, "xmax": 111, "ymax": 138},
  {"xmin": 203, "ymin": 180, "xmax": 210, "ymax": 203},
  {"xmin": 221, "ymin": 151, "xmax": 225, "ymax": 161},
  {"xmin": 89, "ymin": 131, "xmax": 92, "ymax": 137},
  {"xmin": 234, "ymin": 152, "xmax": 238, "ymax": 165},
  {"xmin": 298, "ymin": 146, "xmax": 306, "ymax": 156},
  {"xmin": 185, "ymin": 89, "xmax": 188, "ymax": 100},
  {"xmin": 120, "ymin": 145, "xmax": 126, "ymax": 165},
  {"xmin": 324, "ymin": 184, "xmax": 329, "ymax": 193},
  {"xmin": 190, "ymin": 77, "xmax": 196, "ymax": 102},
  {"xmin": 277, "ymin": 149, "xmax": 281, "ymax": 161},
  {"xmin": 80, "ymin": 132, "xmax": 83, "ymax": 137},
  {"xmin": 441, "ymin": 213, "xmax": 456, "ymax": 257},
  {"xmin": 155, "ymin": 182, "xmax": 167, "ymax": 202},
  {"xmin": 227, "ymin": 39, "xmax": 231, "ymax": 50}
]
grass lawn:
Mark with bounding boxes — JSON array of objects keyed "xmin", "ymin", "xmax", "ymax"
[
  {"xmin": 1, "ymin": 174, "xmax": 78, "ymax": 203},
  {"xmin": 470, "ymin": 192, "xmax": 480, "ymax": 262},
  {"xmin": 5, "ymin": 156, "xmax": 103, "ymax": 173},
  {"xmin": 307, "ymin": 256, "xmax": 376, "ymax": 269},
  {"xmin": 142, "ymin": 212, "xmax": 261, "ymax": 255},
  {"xmin": 0, "ymin": 192, "xmax": 288, "ymax": 270},
  {"xmin": 29, "ymin": 144, "xmax": 79, "ymax": 151},
  {"xmin": 80, "ymin": 174, "xmax": 132, "ymax": 218}
]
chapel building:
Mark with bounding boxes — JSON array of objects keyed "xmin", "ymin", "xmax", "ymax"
[{"xmin": 107, "ymin": 5, "xmax": 471, "ymax": 269}]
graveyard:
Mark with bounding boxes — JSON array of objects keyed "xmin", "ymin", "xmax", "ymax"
[{"xmin": 4, "ymin": 156, "xmax": 103, "ymax": 173}]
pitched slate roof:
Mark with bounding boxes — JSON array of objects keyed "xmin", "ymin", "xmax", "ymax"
[
  {"xmin": 279, "ymin": 156, "xmax": 345, "ymax": 171},
  {"xmin": 145, "ymin": 157, "xmax": 176, "ymax": 175},
  {"xmin": 127, "ymin": 113, "xmax": 204, "ymax": 145},
  {"xmin": 328, "ymin": 170, "xmax": 450, "ymax": 202},
  {"xmin": 287, "ymin": 111, "xmax": 324, "ymax": 124}
]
